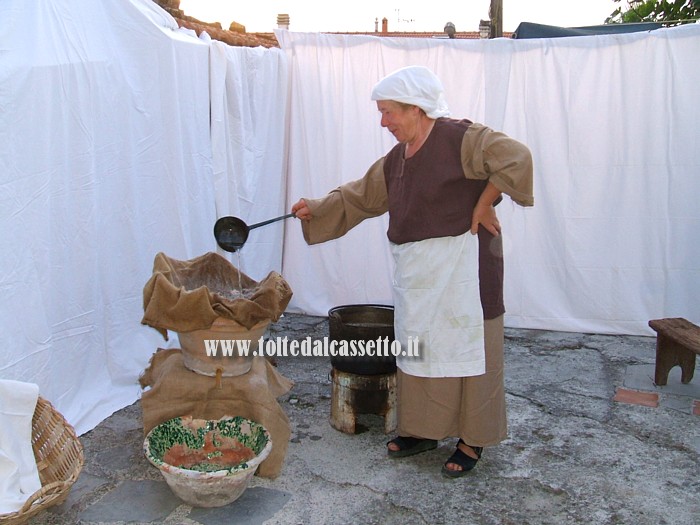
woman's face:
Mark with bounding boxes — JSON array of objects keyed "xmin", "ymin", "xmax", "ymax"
[{"xmin": 376, "ymin": 100, "xmax": 421, "ymax": 143}]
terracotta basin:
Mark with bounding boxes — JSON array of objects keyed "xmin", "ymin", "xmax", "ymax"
[
  {"xmin": 177, "ymin": 318, "xmax": 270, "ymax": 377},
  {"xmin": 144, "ymin": 415, "xmax": 272, "ymax": 508}
]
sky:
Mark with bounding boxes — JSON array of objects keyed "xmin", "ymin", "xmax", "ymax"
[{"xmin": 177, "ymin": 0, "xmax": 622, "ymax": 34}]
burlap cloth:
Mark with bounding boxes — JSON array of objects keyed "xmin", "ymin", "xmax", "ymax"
[
  {"xmin": 141, "ymin": 252, "xmax": 293, "ymax": 339},
  {"xmin": 139, "ymin": 349, "xmax": 293, "ymax": 479}
]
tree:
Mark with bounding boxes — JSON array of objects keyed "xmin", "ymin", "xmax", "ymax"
[{"xmin": 606, "ymin": 0, "xmax": 700, "ymax": 25}]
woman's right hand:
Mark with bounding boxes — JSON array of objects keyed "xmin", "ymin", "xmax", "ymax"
[{"xmin": 291, "ymin": 199, "xmax": 312, "ymax": 221}]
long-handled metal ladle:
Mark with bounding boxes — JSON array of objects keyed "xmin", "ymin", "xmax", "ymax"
[{"xmin": 213, "ymin": 213, "xmax": 296, "ymax": 252}]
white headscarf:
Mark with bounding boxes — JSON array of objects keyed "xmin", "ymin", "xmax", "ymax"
[{"xmin": 371, "ymin": 66, "xmax": 450, "ymax": 119}]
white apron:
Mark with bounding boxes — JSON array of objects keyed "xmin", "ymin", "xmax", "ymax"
[{"xmin": 392, "ymin": 231, "xmax": 485, "ymax": 378}]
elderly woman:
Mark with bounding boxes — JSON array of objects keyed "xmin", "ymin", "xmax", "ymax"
[{"xmin": 291, "ymin": 66, "xmax": 533, "ymax": 478}]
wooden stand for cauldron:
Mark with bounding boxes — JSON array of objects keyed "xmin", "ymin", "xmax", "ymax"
[{"xmin": 329, "ymin": 368, "xmax": 397, "ymax": 434}]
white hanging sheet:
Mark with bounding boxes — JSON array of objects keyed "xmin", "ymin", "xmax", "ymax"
[
  {"xmin": 1, "ymin": 1, "xmax": 698, "ymax": 438},
  {"xmin": 0, "ymin": 0, "xmax": 216, "ymax": 434},
  {"xmin": 209, "ymin": 42, "xmax": 289, "ymax": 280},
  {"xmin": 277, "ymin": 26, "xmax": 700, "ymax": 336}
]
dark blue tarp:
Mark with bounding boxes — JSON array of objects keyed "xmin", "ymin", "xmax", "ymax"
[{"xmin": 512, "ymin": 22, "xmax": 663, "ymax": 39}]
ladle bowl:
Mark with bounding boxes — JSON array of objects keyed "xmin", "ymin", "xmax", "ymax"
[{"xmin": 214, "ymin": 213, "xmax": 295, "ymax": 252}]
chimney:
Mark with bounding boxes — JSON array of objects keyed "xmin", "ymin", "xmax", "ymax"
[
  {"xmin": 381, "ymin": 17, "xmax": 388, "ymax": 34},
  {"xmin": 375, "ymin": 17, "xmax": 379, "ymax": 32},
  {"xmin": 277, "ymin": 13, "xmax": 290, "ymax": 30},
  {"xmin": 479, "ymin": 19, "xmax": 491, "ymax": 39},
  {"xmin": 229, "ymin": 21, "xmax": 246, "ymax": 34}
]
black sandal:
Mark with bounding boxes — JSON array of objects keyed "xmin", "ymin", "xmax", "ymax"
[
  {"xmin": 387, "ymin": 436, "xmax": 438, "ymax": 458},
  {"xmin": 441, "ymin": 439, "xmax": 483, "ymax": 478}
]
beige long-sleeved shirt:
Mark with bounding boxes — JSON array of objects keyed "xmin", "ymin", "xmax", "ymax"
[{"xmin": 301, "ymin": 121, "xmax": 533, "ymax": 246}]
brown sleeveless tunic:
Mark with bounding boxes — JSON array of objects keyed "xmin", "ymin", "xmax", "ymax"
[{"xmin": 383, "ymin": 118, "xmax": 504, "ymax": 320}]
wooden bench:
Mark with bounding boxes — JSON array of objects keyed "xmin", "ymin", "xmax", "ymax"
[{"xmin": 648, "ymin": 318, "xmax": 700, "ymax": 386}]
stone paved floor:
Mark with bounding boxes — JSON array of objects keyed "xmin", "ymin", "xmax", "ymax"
[{"xmin": 26, "ymin": 313, "xmax": 700, "ymax": 525}]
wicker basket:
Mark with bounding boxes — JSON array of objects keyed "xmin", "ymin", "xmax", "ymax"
[{"xmin": 0, "ymin": 397, "xmax": 84, "ymax": 525}]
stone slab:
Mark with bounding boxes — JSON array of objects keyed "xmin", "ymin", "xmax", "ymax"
[
  {"xmin": 623, "ymin": 363, "xmax": 700, "ymax": 397},
  {"xmin": 78, "ymin": 479, "xmax": 181, "ymax": 523},
  {"xmin": 188, "ymin": 487, "xmax": 292, "ymax": 525}
]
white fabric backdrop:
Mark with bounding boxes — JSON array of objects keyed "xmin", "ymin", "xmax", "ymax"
[
  {"xmin": 0, "ymin": 0, "xmax": 214, "ymax": 433},
  {"xmin": 0, "ymin": 0, "xmax": 289, "ymax": 434},
  {"xmin": 1, "ymin": 0, "xmax": 698, "ymax": 436},
  {"xmin": 278, "ymin": 26, "xmax": 700, "ymax": 336},
  {"xmin": 209, "ymin": 42, "xmax": 289, "ymax": 281}
]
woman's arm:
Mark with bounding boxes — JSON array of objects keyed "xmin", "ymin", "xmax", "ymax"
[
  {"xmin": 461, "ymin": 123, "xmax": 534, "ymax": 208},
  {"xmin": 292, "ymin": 158, "xmax": 389, "ymax": 245}
]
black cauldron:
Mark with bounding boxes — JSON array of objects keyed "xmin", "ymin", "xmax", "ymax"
[{"xmin": 328, "ymin": 304, "xmax": 397, "ymax": 375}]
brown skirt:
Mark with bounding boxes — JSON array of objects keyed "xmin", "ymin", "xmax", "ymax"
[{"xmin": 396, "ymin": 315, "xmax": 507, "ymax": 447}]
